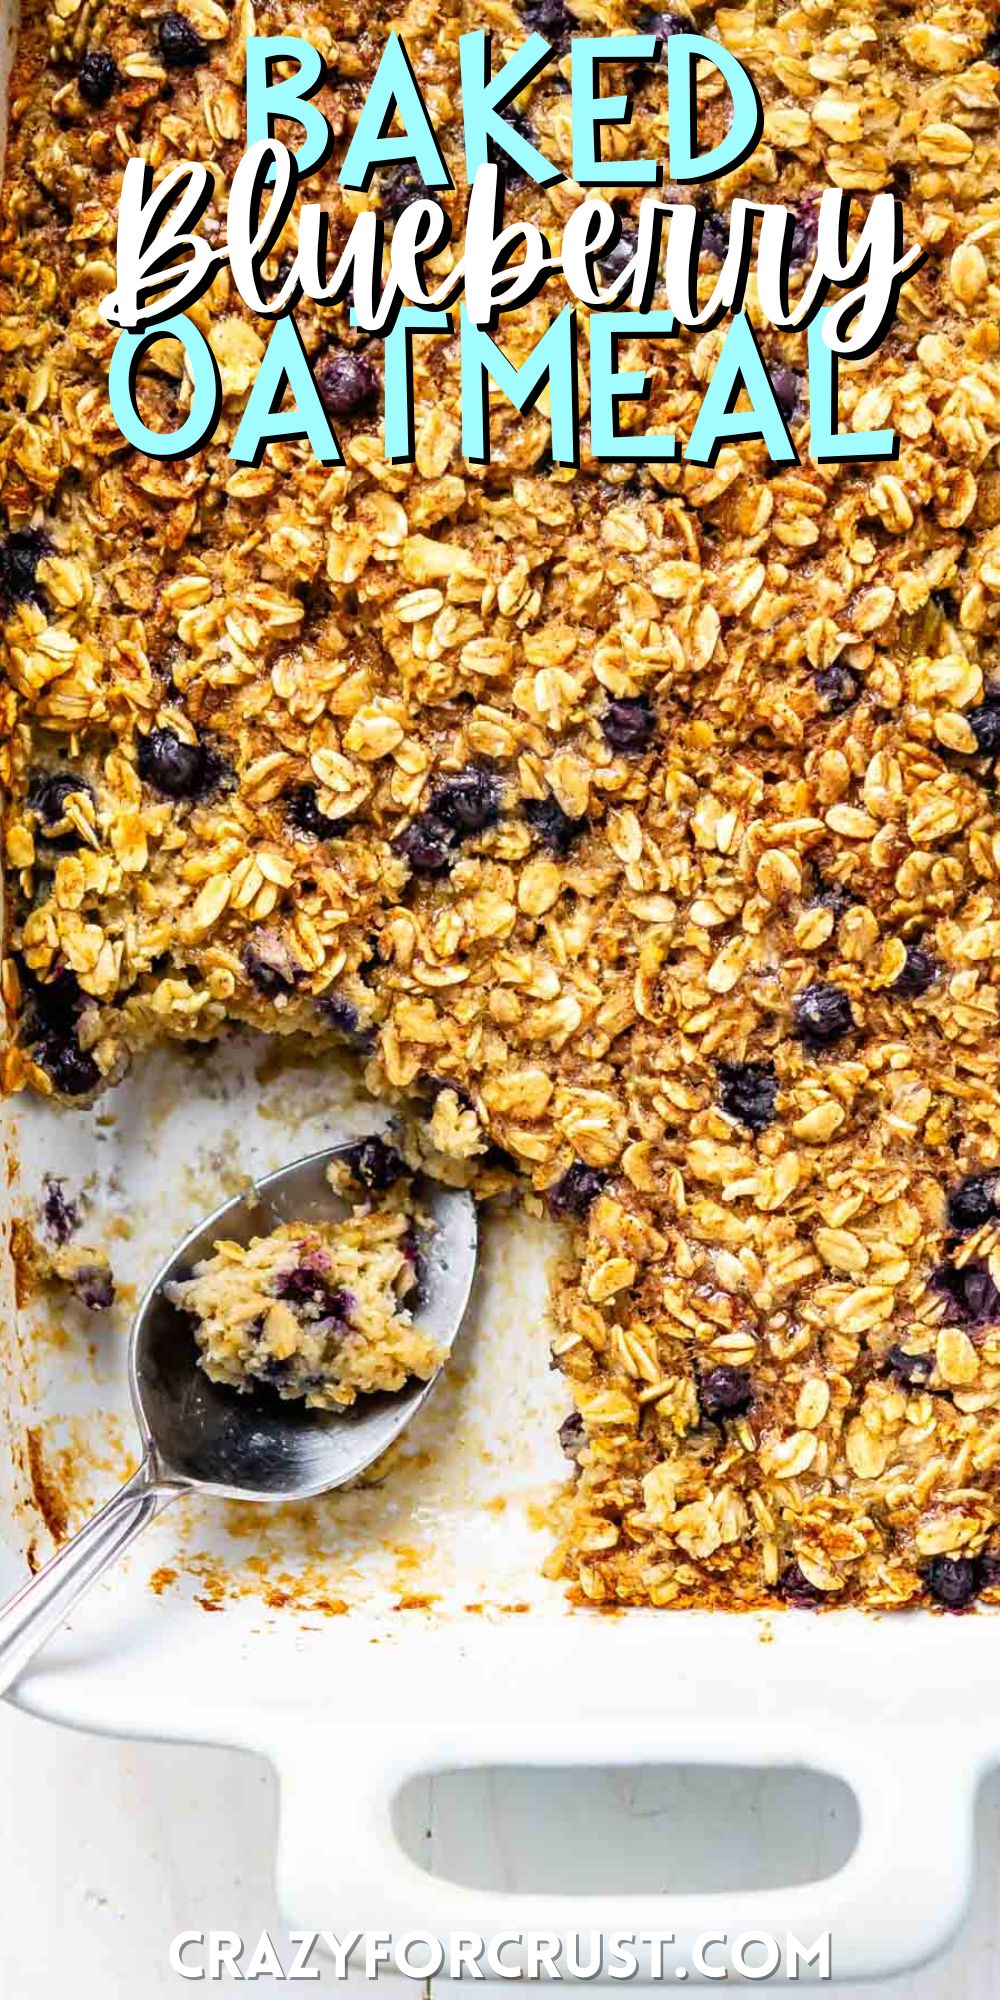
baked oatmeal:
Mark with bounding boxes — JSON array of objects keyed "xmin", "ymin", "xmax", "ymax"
[
  {"xmin": 5, "ymin": 0, "xmax": 1000, "ymax": 1609},
  {"xmin": 166, "ymin": 1149, "xmax": 440, "ymax": 1408}
]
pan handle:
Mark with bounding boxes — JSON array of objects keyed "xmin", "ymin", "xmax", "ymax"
[{"xmin": 268, "ymin": 1718, "xmax": 979, "ymax": 1983}]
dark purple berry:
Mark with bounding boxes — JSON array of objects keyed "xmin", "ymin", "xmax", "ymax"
[
  {"xmin": 286, "ymin": 782, "xmax": 343, "ymax": 841},
  {"xmin": 394, "ymin": 812, "xmax": 459, "ymax": 876},
  {"xmin": 381, "ymin": 163, "xmax": 434, "ymax": 222},
  {"xmin": 42, "ymin": 1175, "xmax": 79, "ymax": 1245},
  {"xmin": 886, "ymin": 1344, "xmax": 934, "ymax": 1390},
  {"xmin": 157, "ymin": 12, "xmax": 207, "ymax": 66},
  {"xmin": 431, "ymin": 768, "xmax": 503, "ymax": 833},
  {"xmin": 28, "ymin": 771, "xmax": 94, "ymax": 843},
  {"xmin": 925, "ymin": 1554, "xmax": 981, "ymax": 1610},
  {"xmin": 814, "ymin": 662, "xmax": 862, "ymax": 715},
  {"xmin": 892, "ymin": 944, "xmax": 936, "ymax": 998},
  {"xmin": 698, "ymin": 1366, "xmax": 753, "ymax": 1421},
  {"xmin": 700, "ymin": 208, "xmax": 732, "ymax": 262},
  {"xmin": 598, "ymin": 218, "xmax": 639, "ymax": 284},
  {"xmin": 276, "ymin": 1260, "xmax": 348, "ymax": 1318},
  {"xmin": 948, "ymin": 1171, "xmax": 1000, "ymax": 1233},
  {"xmin": 78, "ymin": 49, "xmax": 119, "ymax": 103},
  {"xmin": 933, "ymin": 1256, "xmax": 1000, "ymax": 1326},
  {"xmin": 422, "ymin": 1073, "xmax": 475, "ymax": 1111},
  {"xmin": 342, "ymin": 1135, "xmax": 407, "ymax": 1191},
  {"xmin": 771, "ymin": 366, "xmax": 803, "ymax": 423},
  {"xmin": 794, "ymin": 982, "xmax": 855, "ymax": 1047},
  {"xmin": 488, "ymin": 108, "xmax": 536, "ymax": 191},
  {"xmin": 0, "ymin": 528, "xmax": 53, "ymax": 605},
  {"xmin": 978, "ymin": 1551, "xmax": 1000, "ymax": 1589},
  {"xmin": 558, "ymin": 1410, "xmax": 586, "ymax": 1461},
  {"xmin": 601, "ymin": 696, "xmax": 655, "ymax": 753},
  {"xmin": 791, "ymin": 196, "xmax": 820, "ymax": 266},
  {"xmin": 320, "ymin": 993, "xmax": 362, "ymax": 1040},
  {"xmin": 641, "ymin": 9, "xmax": 689, "ymax": 36},
  {"xmin": 718, "ymin": 1060, "xmax": 777, "ymax": 1134},
  {"xmin": 779, "ymin": 1561, "xmax": 824, "ymax": 1608},
  {"xmin": 241, "ymin": 932, "xmax": 302, "ymax": 998},
  {"xmin": 967, "ymin": 702, "xmax": 1000, "ymax": 756},
  {"xmin": 36, "ymin": 1036, "xmax": 101, "ymax": 1097},
  {"xmin": 523, "ymin": 794, "xmax": 587, "ymax": 856},
  {"xmin": 75, "ymin": 1262, "xmax": 116, "ymax": 1312},
  {"xmin": 548, "ymin": 1162, "xmax": 607, "ymax": 1218},
  {"xmin": 983, "ymin": 29, "xmax": 1000, "ymax": 63},
  {"xmin": 317, "ymin": 351, "xmax": 378, "ymax": 419},
  {"xmin": 521, "ymin": 0, "xmax": 577, "ymax": 49},
  {"xmin": 136, "ymin": 726, "xmax": 208, "ymax": 800}
]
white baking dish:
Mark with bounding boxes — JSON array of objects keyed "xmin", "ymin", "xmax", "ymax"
[{"xmin": 2, "ymin": 14, "xmax": 998, "ymax": 1985}]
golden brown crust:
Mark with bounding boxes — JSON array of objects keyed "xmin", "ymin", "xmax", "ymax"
[{"xmin": 6, "ymin": 0, "xmax": 1000, "ymax": 1609}]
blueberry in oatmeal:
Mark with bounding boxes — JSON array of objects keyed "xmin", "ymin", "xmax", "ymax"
[
  {"xmin": 0, "ymin": 527, "xmax": 52, "ymax": 605},
  {"xmin": 697, "ymin": 1366, "xmax": 753, "ymax": 1421},
  {"xmin": 166, "ymin": 1165, "xmax": 439, "ymax": 1409},
  {"xmin": 892, "ymin": 944, "xmax": 937, "ymax": 997},
  {"xmin": 317, "ymin": 350, "xmax": 379, "ymax": 418},
  {"xmin": 157, "ymin": 12, "xmax": 207, "ymax": 67},
  {"xmin": 285, "ymin": 782, "xmax": 345, "ymax": 841},
  {"xmin": 600, "ymin": 696, "xmax": 655, "ymax": 753},
  {"xmin": 342, "ymin": 1135, "xmax": 407, "ymax": 1192},
  {"xmin": 793, "ymin": 983, "xmax": 855, "ymax": 1047},
  {"xmin": 431, "ymin": 769, "xmax": 503, "ymax": 833},
  {"xmin": 814, "ymin": 663, "xmax": 862, "ymax": 715},
  {"xmin": 78, "ymin": 50, "xmax": 119, "ymax": 103},
  {"xmin": 717, "ymin": 1060, "xmax": 777, "ymax": 1133},
  {"xmin": 924, "ymin": 1555, "xmax": 981, "ymax": 1610},
  {"xmin": 548, "ymin": 1162, "xmax": 607, "ymax": 1218},
  {"xmin": 947, "ymin": 1171, "xmax": 1000, "ymax": 1233}
]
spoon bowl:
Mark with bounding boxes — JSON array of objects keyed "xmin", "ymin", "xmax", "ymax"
[
  {"xmin": 0, "ymin": 1138, "xmax": 478, "ymax": 1694},
  {"xmin": 133, "ymin": 1142, "xmax": 478, "ymax": 1500}
]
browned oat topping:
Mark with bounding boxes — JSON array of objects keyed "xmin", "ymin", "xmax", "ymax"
[{"xmin": 5, "ymin": 0, "xmax": 1000, "ymax": 1611}]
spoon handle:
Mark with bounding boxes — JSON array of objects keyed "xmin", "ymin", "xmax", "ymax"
[{"xmin": 0, "ymin": 1457, "xmax": 176, "ymax": 1698}]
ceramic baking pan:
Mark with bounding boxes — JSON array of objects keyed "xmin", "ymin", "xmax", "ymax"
[{"xmin": 2, "ymin": 10, "xmax": 998, "ymax": 1982}]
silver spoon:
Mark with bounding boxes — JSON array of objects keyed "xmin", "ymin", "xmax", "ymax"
[{"xmin": 0, "ymin": 1140, "xmax": 477, "ymax": 1695}]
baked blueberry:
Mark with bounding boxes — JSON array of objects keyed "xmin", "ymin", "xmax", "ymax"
[
  {"xmin": 431, "ymin": 769, "xmax": 503, "ymax": 833},
  {"xmin": 892, "ymin": 944, "xmax": 936, "ymax": 997},
  {"xmin": 558, "ymin": 1410, "xmax": 586, "ymax": 1461},
  {"xmin": 948, "ymin": 1172, "xmax": 1000, "ymax": 1233},
  {"xmin": 157, "ymin": 12, "xmax": 207, "ymax": 66},
  {"xmin": 598, "ymin": 218, "xmax": 639, "ymax": 283},
  {"xmin": 342, "ymin": 1135, "xmax": 407, "ymax": 1191},
  {"xmin": 521, "ymin": 0, "xmax": 577, "ymax": 48},
  {"xmin": 779, "ymin": 1561, "xmax": 824, "ymax": 1607},
  {"xmin": 488, "ymin": 108, "xmax": 536, "ymax": 191},
  {"xmin": 286, "ymin": 782, "xmax": 343, "ymax": 841},
  {"xmin": 697, "ymin": 1366, "xmax": 753, "ymax": 1421},
  {"xmin": 771, "ymin": 365, "xmax": 803, "ymax": 423},
  {"xmin": 548, "ymin": 1162, "xmax": 607, "ymax": 1218},
  {"xmin": 601, "ymin": 696, "xmax": 655, "ymax": 752},
  {"xmin": 793, "ymin": 982, "xmax": 854, "ymax": 1047},
  {"xmin": 522, "ymin": 794, "xmax": 587, "ymax": 855},
  {"xmin": 967, "ymin": 702, "xmax": 1000, "ymax": 755},
  {"xmin": 932, "ymin": 1256, "xmax": 1000, "ymax": 1326},
  {"xmin": 924, "ymin": 1554, "xmax": 981, "ymax": 1610},
  {"xmin": 886, "ymin": 1344, "xmax": 934, "ymax": 1389},
  {"xmin": 814, "ymin": 662, "xmax": 862, "ymax": 715},
  {"xmin": 791, "ymin": 195, "xmax": 820, "ymax": 265},
  {"xmin": 28, "ymin": 771, "xmax": 94, "ymax": 842},
  {"xmin": 985, "ymin": 29, "xmax": 1000, "ymax": 63},
  {"xmin": 42, "ymin": 1175, "xmax": 79, "ymax": 1245},
  {"xmin": 381, "ymin": 163, "xmax": 435, "ymax": 222},
  {"xmin": 276, "ymin": 1262, "xmax": 348, "ymax": 1317},
  {"xmin": 641, "ymin": 9, "xmax": 689, "ymax": 36},
  {"xmin": 0, "ymin": 528, "xmax": 53, "ymax": 605},
  {"xmin": 698, "ymin": 207, "xmax": 730, "ymax": 261},
  {"xmin": 241, "ymin": 933, "xmax": 302, "ymax": 997},
  {"xmin": 717, "ymin": 1060, "xmax": 777, "ymax": 1134},
  {"xmin": 35, "ymin": 1033, "xmax": 101, "ymax": 1097},
  {"xmin": 78, "ymin": 50, "xmax": 119, "ymax": 103},
  {"xmin": 137, "ymin": 726, "xmax": 208, "ymax": 800},
  {"xmin": 317, "ymin": 350, "xmax": 378, "ymax": 418},
  {"xmin": 394, "ymin": 812, "xmax": 459, "ymax": 875}
]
